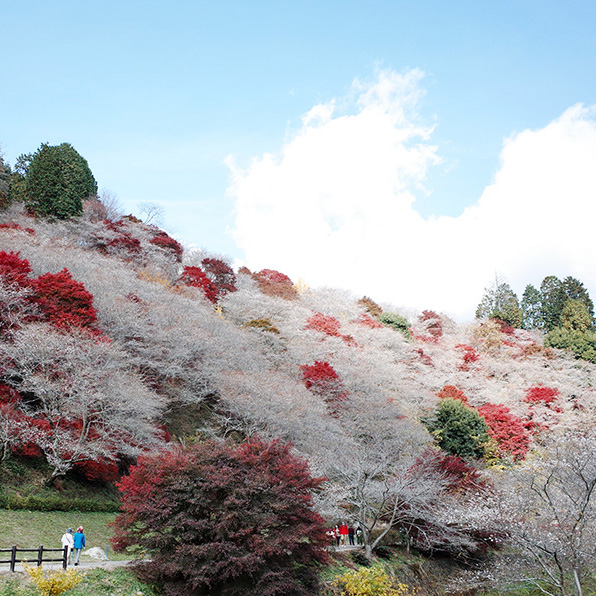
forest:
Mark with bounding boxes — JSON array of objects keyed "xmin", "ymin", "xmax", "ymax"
[{"xmin": 1, "ymin": 144, "xmax": 596, "ymax": 596}]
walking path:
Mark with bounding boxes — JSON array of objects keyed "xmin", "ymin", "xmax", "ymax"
[{"xmin": 0, "ymin": 558, "xmax": 135, "ymax": 574}]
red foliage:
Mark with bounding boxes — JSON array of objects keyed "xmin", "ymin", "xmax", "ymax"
[
  {"xmin": 112, "ymin": 438, "xmax": 329, "ymax": 596},
  {"xmin": 355, "ymin": 313, "xmax": 383, "ymax": 329},
  {"xmin": 202, "ymin": 258, "xmax": 237, "ymax": 296},
  {"xmin": 0, "ymin": 222, "xmax": 35, "ymax": 234},
  {"xmin": 0, "ymin": 251, "xmax": 33, "ymax": 286},
  {"xmin": 253, "ymin": 268, "xmax": 298, "ymax": 300},
  {"xmin": 419, "ymin": 310, "xmax": 443, "ymax": 338},
  {"xmin": 0, "ymin": 383, "xmax": 21, "ymax": 405},
  {"xmin": 107, "ymin": 235, "xmax": 141, "ymax": 254},
  {"xmin": 178, "ymin": 266, "xmax": 219, "ymax": 303},
  {"xmin": 411, "ymin": 448, "xmax": 491, "ymax": 493},
  {"xmin": 301, "ymin": 361, "xmax": 347, "ymax": 413},
  {"xmin": 305, "ymin": 312, "xmax": 356, "ymax": 345},
  {"xmin": 524, "ymin": 386, "xmax": 560, "ymax": 404},
  {"xmin": 31, "ymin": 269, "xmax": 98, "ymax": 331},
  {"xmin": 437, "ymin": 385, "xmax": 469, "ymax": 405},
  {"xmin": 455, "ymin": 344, "xmax": 479, "ymax": 370},
  {"xmin": 150, "ymin": 232, "xmax": 183, "ymax": 262},
  {"xmin": 305, "ymin": 312, "xmax": 341, "ymax": 336},
  {"xmin": 74, "ymin": 458, "xmax": 119, "ymax": 483},
  {"xmin": 477, "ymin": 403, "xmax": 530, "ymax": 460}
]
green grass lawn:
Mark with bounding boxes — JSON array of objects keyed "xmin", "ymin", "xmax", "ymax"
[{"xmin": 0, "ymin": 510, "xmax": 129, "ymax": 561}]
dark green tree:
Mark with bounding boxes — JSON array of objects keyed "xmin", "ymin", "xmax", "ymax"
[
  {"xmin": 475, "ymin": 275, "xmax": 522, "ymax": 328},
  {"xmin": 540, "ymin": 276, "xmax": 566, "ymax": 331},
  {"xmin": 0, "ymin": 151, "xmax": 11, "ymax": 209},
  {"xmin": 560, "ymin": 299, "xmax": 593, "ymax": 333},
  {"xmin": 24, "ymin": 143, "xmax": 97, "ymax": 219},
  {"xmin": 423, "ymin": 398, "xmax": 491, "ymax": 460},
  {"xmin": 10, "ymin": 153, "xmax": 33, "ymax": 204},
  {"xmin": 562, "ymin": 276, "xmax": 595, "ymax": 330},
  {"xmin": 521, "ymin": 284, "xmax": 543, "ymax": 329}
]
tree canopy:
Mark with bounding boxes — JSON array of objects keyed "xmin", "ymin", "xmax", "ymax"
[
  {"xmin": 24, "ymin": 143, "xmax": 97, "ymax": 219},
  {"xmin": 112, "ymin": 438, "xmax": 329, "ymax": 596}
]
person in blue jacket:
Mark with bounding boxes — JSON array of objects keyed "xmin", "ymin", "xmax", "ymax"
[{"xmin": 72, "ymin": 526, "xmax": 85, "ymax": 566}]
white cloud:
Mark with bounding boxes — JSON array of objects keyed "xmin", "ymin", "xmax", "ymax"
[{"xmin": 228, "ymin": 69, "xmax": 596, "ymax": 321}]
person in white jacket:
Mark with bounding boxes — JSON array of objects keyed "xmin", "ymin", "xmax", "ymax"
[{"xmin": 61, "ymin": 528, "xmax": 74, "ymax": 565}]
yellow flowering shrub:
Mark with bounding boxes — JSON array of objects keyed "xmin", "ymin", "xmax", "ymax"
[
  {"xmin": 333, "ymin": 564, "xmax": 417, "ymax": 596},
  {"xmin": 23, "ymin": 564, "xmax": 84, "ymax": 596}
]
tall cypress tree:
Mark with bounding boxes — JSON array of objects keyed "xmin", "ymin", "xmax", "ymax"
[{"xmin": 24, "ymin": 143, "xmax": 97, "ymax": 219}]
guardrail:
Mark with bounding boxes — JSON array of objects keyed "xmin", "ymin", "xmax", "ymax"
[{"xmin": 0, "ymin": 545, "xmax": 68, "ymax": 572}]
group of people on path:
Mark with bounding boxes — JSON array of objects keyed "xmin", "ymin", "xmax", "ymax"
[
  {"xmin": 328, "ymin": 522, "xmax": 363, "ymax": 547},
  {"xmin": 60, "ymin": 526, "xmax": 85, "ymax": 566}
]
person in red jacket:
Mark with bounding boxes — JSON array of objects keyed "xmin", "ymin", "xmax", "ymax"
[{"xmin": 339, "ymin": 522, "xmax": 349, "ymax": 546}]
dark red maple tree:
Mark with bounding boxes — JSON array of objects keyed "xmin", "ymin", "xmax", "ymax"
[{"xmin": 112, "ymin": 437, "xmax": 330, "ymax": 596}]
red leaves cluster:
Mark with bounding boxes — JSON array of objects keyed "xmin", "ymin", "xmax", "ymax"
[
  {"xmin": 252, "ymin": 268, "xmax": 298, "ymax": 300},
  {"xmin": 150, "ymin": 231, "xmax": 183, "ymax": 262},
  {"xmin": 0, "ymin": 250, "xmax": 33, "ymax": 285},
  {"xmin": 305, "ymin": 312, "xmax": 356, "ymax": 345},
  {"xmin": 524, "ymin": 386, "xmax": 560, "ymax": 404},
  {"xmin": 301, "ymin": 361, "xmax": 347, "ymax": 414},
  {"xmin": 113, "ymin": 438, "xmax": 329, "ymax": 596},
  {"xmin": 476, "ymin": 403, "xmax": 530, "ymax": 460},
  {"xmin": 0, "ymin": 222, "xmax": 35, "ymax": 234},
  {"xmin": 419, "ymin": 310, "xmax": 443, "ymax": 340},
  {"xmin": 354, "ymin": 313, "xmax": 383, "ymax": 328},
  {"xmin": 455, "ymin": 344, "xmax": 479, "ymax": 370},
  {"xmin": 202, "ymin": 258, "xmax": 237, "ymax": 296},
  {"xmin": 74, "ymin": 458, "xmax": 119, "ymax": 483},
  {"xmin": 178, "ymin": 266, "xmax": 219, "ymax": 303},
  {"xmin": 437, "ymin": 385, "xmax": 469, "ymax": 405},
  {"xmin": 0, "ymin": 251, "xmax": 99, "ymax": 334},
  {"xmin": 31, "ymin": 269, "xmax": 98, "ymax": 331}
]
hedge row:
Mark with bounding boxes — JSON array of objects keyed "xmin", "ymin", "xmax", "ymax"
[{"xmin": 0, "ymin": 494, "xmax": 120, "ymax": 512}]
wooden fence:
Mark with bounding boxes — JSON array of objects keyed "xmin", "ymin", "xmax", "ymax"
[{"xmin": 0, "ymin": 545, "xmax": 68, "ymax": 572}]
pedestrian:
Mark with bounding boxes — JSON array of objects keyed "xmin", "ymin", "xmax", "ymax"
[
  {"xmin": 356, "ymin": 526, "xmax": 363, "ymax": 546},
  {"xmin": 60, "ymin": 528, "xmax": 74, "ymax": 565},
  {"xmin": 72, "ymin": 526, "xmax": 85, "ymax": 566},
  {"xmin": 339, "ymin": 522, "xmax": 349, "ymax": 546},
  {"xmin": 334, "ymin": 525, "xmax": 341, "ymax": 547},
  {"xmin": 348, "ymin": 525, "xmax": 355, "ymax": 546}
]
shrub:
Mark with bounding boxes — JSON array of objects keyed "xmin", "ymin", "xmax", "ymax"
[
  {"xmin": 112, "ymin": 438, "xmax": 329, "ymax": 596},
  {"xmin": 378, "ymin": 313, "xmax": 411, "ymax": 339},
  {"xmin": 477, "ymin": 403, "xmax": 530, "ymax": 460},
  {"xmin": 202, "ymin": 257, "xmax": 237, "ymax": 296},
  {"xmin": 24, "ymin": 142, "xmax": 97, "ymax": 219},
  {"xmin": 544, "ymin": 327, "xmax": 596, "ymax": 364},
  {"xmin": 354, "ymin": 313, "xmax": 383, "ymax": 329},
  {"xmin": 0, "ymin": 250, "xmax": 33, "ymax": 285},
  {"xmin": 301, "ymin": 361, "xmax": 347, "ymax": 414},
  {"xmin": 524, "ymin": 386, "xmax": 559, "ymax": 405},
  {"xmin": 178, "ymin": 265, "xmax": 218, "ymax": 303},
  {"xmin": 244, "ymin": 318, "xmax": 280, "ymax": 333},
  {"xmin": 334, "ymin": 565, "xmax": 416, "ymax": 596},
  {"xmin": 24, "ymin": 564, "xmax": 84, "ymax": 595},
  {"xmin": 423, "ymin": 398, "xmax": 491, "ymax": 460},
  {"xmin": 31, "ymin": 269, "xmax": 98, "ymax": 331},
  {"xmin": 150, "ymin": 231, "xmax": 183, "ymax": 262},
  {"xmin": 305, "ymin": 312, "xmax": 355, "ymax": 345},
  {"xmin": 358, "ymin": 296, "xmax": 383, "ymax": 317},
  {"xmin": 252, "ymin": 268, "xmax": 298, "ymax": 300},
  {"xmin": 0, "ymin": 493, "xmax": 120, "ymax": 512},
  {"xmin": 419, "ymin": 310, "xmax": 443, "ymax": 338}
]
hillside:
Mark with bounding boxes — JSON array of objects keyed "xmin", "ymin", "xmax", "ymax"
[{"xmin": 1, "ymin": 201, "xmax": 596, "ymax": 593}]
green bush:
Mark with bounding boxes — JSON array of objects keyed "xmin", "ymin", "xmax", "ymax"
[
  {"xmin": 545, "ymin": 327, "xmax": 596, "ymax": 364},
  {"xmin": 422, "ymin": 398, "xmax": 491, "ymax": 459},
  {"xmin": 0, "ymin": 493, "xmax": 120, "ymax": 512},
  {"xmin": 24, "ymin": 143, "xmax": 97, "ymax": 219},
  {"xmin": 378, "ymin": 312, "xmax": 411, "ymax": 338}
]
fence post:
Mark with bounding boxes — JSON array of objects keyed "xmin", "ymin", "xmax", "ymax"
[
  {"xmin": 62, "ymin": 545, "xmax": 68, "ymax": 570},
  {"xmin": 10, "ymin": 545, "xmax": 16, "ymax": 573},
  {"xmin": 37, "ymin": 545, "xmax": 43, "ymax": 567}
]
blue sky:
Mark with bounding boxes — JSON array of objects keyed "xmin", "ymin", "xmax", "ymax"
[{"xmin": 2, "ymin": 1, "xmax": 596, "ymax": 319}]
